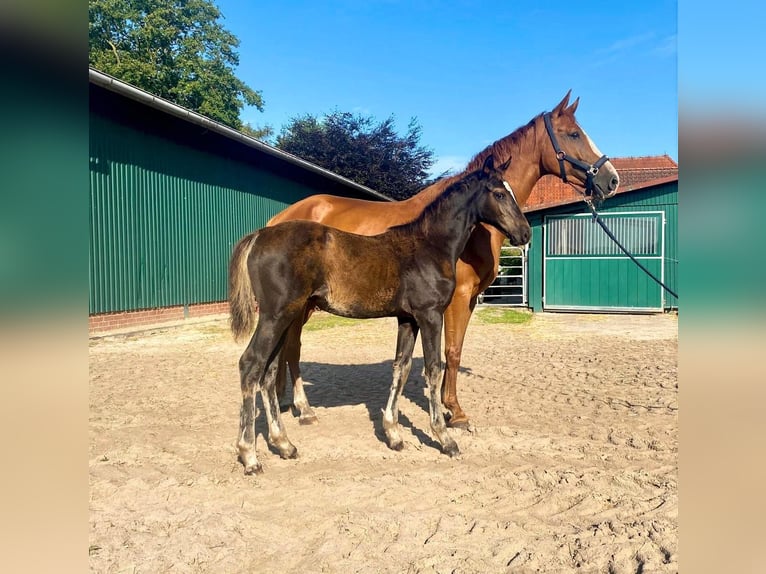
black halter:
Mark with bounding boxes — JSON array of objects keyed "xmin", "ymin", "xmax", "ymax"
[{"xmin": 543, "ymin": 112, "xmax": 609, "ymax": 197}]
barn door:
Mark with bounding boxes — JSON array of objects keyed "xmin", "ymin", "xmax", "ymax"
[{"xmin": 543, "ymin": 212, "xmax": 665, "ymax": 311}]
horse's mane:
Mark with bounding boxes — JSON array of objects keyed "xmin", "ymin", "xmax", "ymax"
[
  {"xmin": 390, "ymin": 111, "xmax": 545, "ymax": 233},
  {"xmin": 426, "ymin": 113, "xmax": 543, "ymax": 192},
  {"xmin": 465, "ymin": 115, "xmax": 541, "ymax": 173}
]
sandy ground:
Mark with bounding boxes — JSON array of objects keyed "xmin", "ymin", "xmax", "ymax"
[{"xmin": 89, "ymin": 310, "xmax": 677, "ymax": 573}]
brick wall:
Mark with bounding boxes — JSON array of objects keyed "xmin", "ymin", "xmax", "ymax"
[{"xmin": 89, "ymin": 302, "xmax": 230, "ymax": 335}]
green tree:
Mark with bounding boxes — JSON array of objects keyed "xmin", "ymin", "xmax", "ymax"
[
  {"xmin": 89, "ymin": 0, "xmax": 262, "ymax": 130},
  {"xmin": 275, "ymin": 111, "xmax": 436, "ymax": 200}
]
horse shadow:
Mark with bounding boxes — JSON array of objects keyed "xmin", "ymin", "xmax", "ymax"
[{"xmin": 276, "ymin": 359, "xmax": 473, "ymax": 450}]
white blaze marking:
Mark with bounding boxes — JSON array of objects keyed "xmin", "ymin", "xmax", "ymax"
[
  {"xmin": 582, "ymin": 127, "xmax": 618, "ymax": 186},
  {"xmin": 582, "ymin": 128, "xmax": 605, "ymax": 158}
]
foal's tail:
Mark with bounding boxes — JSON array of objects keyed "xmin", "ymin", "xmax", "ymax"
[{"xmin": 228, "ymin": 231, "xmax": 260, "ymax": 343}]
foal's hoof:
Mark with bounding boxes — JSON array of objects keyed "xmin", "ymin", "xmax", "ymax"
[
  {"xmin": 279, "ymin": 445, "xmax": 299, "ymax": 460},
  {"xmin": 299, "ymin": 415, "xmax": 319, "ymax": 425},
  {"xmin": 244, "ymin": 463, "xmax": 264, "ymax": 475},
  {"xmin": 442, "ymin": 443, "xmax": 461, "ymax": 458},
  {"xmin": 388, "ymin": 440, "xmax": 404, "ymax": 452},
  {"xmin": 279, "ymin": 403, "xmax": 294, "ymax": 414}
]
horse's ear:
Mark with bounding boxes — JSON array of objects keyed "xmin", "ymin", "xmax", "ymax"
[
  {"xmin": 482, "ymin": 154, "xmax": 495, "ymax": 173},
  {"xmin": 553, "ymin": 90, "xmax": 572, "ymax": 114},
  {"xmin": 499, "ymin": 155, "xmax": 512, "ymax": 172},
  {"xmin": 566, "ymin": 96, "xmax": 580, "ymax": 116}
]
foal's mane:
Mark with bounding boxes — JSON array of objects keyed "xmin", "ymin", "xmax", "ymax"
[
  {"xmin": 391, "ymin": 170, "xmax": 485, "ymax": 236},
  {"xmin": 389, "ymin": 110, "xmax": 548, "ymax": 233}
]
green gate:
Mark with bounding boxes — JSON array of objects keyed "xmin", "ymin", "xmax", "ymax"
[{"xmin": 543, "ymin": 212, "xmax": 665, "ymax": 311}]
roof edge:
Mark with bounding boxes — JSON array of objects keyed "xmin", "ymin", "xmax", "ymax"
[
  {"xmin": 523, "ymin": 173, "xmax": 678, "ymax": 214},
  {"xmin": 89, "ymin": 67, "xmax": 392, "ymax": 202}
]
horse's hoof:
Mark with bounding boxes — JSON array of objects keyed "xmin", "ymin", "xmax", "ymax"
[
  {"xmin": 299, "ymin": 415, "xmax": 319, "ymax": 425},
  {"xmin": 244, "ymin": 463, "xmax": 264, "ymax": 475},
  {"xmin": 388, "ymin": 440, "xmax": 404, "ymax": 451},
  {"xmin": 280, "ymin": 445, "xmax": 299, "ymax": 460},
  {"xmin": 442, "ymin": 443, "xmax": 460, "ymax": 458},
  {"xmin": 447, "ymin": 418, "xmax": 471, "ymax": 430},
  {"xmin": 279, "ymin": 403, "xmax": 294, "ymax": 414}
]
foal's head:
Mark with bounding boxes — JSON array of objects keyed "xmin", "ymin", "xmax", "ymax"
[{"xmin": 473, "ymin": 155, "xmax": 531, "ymax": 246}]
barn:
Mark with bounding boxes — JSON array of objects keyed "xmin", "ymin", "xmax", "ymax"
[
  {"xmin": 520, "ymin": 156, "xmax": 678, "ymax": 312},
  {"xmin": 88, "ymin": 68, "xmax": 390, "ymax": 333}
]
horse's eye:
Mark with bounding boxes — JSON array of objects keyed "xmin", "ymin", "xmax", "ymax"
[
  {"xmin": 569, "ymin": 131, "xmax": 580, "ymax": 139},
  {"xmin": 493, "ymin": 191, "xmax": 505, "ymax": 201}
]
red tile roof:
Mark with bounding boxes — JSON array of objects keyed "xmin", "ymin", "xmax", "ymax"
[{"xmin": 524, "ymin": 154, "xmax": 678, "ymax": 212}]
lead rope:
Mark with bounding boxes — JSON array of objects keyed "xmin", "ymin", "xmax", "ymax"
[{"xmin": 585, "ymin": 200, "xmax": 678, "ymax": 300}]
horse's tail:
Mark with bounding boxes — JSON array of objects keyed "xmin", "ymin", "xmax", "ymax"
[{"xmin": 228, "ymin": 231, "xmax": 260, "ymax": 343}]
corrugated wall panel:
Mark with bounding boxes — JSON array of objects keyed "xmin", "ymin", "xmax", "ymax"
[
  {"xmin": 89, "ymin": 114, "xmax": 318, "ymax": 314},
  {"xmin": 525, "ymin": 182, "xmax": 678, "ymax": 311}
]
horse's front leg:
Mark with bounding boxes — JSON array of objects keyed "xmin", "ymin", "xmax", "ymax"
[
  {"xmin": 418, "ymin": 310, "xmax": 460, "ymax": 457},
  {"xmin": 441, "ymin": 289, "xmax": 477, "ymax": 429},
  {"xmin": 278, "ymin": 316, "xmax": 318, "ymax": 425},
  {"xmin": 382, "ymin": 318, "xmax": 419, "ymax": 451}
]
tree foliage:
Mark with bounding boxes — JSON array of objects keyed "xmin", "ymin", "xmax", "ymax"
[
  {"xmin": 275, "ymin": 111, "xmax": 436, "ymax": 200},
  {"xmin": 89, "ymin": 0, "xmax": 262, "ymax": 130}
]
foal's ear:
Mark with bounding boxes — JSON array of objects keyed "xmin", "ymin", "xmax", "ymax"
[
  {"xmin": 482, "ymin": 154, "xmax": 496, "ymax": 173},
  {"xmin": 498, "ymin": 155, "xmax": 512, "ymax": 172}
]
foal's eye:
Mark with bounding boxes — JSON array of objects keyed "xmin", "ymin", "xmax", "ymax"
[{"xmin": 493, "ymin": 191, "xmax": 505, "ymax": 201}]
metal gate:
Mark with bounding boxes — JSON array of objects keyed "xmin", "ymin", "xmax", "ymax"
[
  {"xmin": 543, "ymin": 211, "xmax": 665, "ymax": 311},
  {"xmin": 480, "ymin": 244, "xmax": 528, "ymax": 306}
]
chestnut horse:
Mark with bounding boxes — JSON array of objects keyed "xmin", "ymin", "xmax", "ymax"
[
  {"xmin": 229, "ymin": 156, "xmax": 531, "ymax": 474},
  {"xmin": 268, "ymin": 91, "xmax": 620, "ymax": 428}
]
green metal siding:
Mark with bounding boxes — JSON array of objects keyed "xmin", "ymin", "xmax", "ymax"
[
  {"xmin": 545, "ymin": 256, "xmax": 664, "ymax": 309},
  {"xmin": 527, "ymin": 219, "xmax": 545, "ymax": 312},
  {"xmin": 525, "ymin": 181, "xmax": 678, "ymax": 312},
  {"xmin": 90, "ymin": 113, "xmax": 321, "ymax": 314},
  {"xmin": 544, "ymin": 212, "xmax": 665, "ymax": 311}
]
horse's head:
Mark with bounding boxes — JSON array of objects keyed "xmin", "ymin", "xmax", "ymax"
[
  {"xmin": 540, "ymin": 91, "xmax": 620, "ymax": 203},
  {"xmin": 476, "ymin": 155, "xmax": 531, "ymax": 246}
]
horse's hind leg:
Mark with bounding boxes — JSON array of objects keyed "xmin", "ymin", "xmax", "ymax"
[{"xmin": 382, "ymin": 318, "xmax": 419, "ymax": 451}]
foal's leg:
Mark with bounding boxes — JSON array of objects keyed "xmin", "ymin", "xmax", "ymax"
[
  {"xmin": 418, "ymin": 310, "xmax": 460, "ymax": 456},
  {"xmin": 260, "ymin": 355, "xmax": 298, "ymax": 459},
  {"xmin": 441, "ymin": 291, "xmax": 477, "ymax": 429},
  {"xmin": 237, "ymin": 313, "xmax": 295, "ymax": 474},
  {"xmin": 237, "ymin": 328, "xmax": 270, "ymax": 475},
  {"xmin": 382, "ymin": 318, "xmax": 419, "ymax": 451}
]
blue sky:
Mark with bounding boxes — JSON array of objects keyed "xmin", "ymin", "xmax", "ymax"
[{"xmin": 215, "ymin": 0, "xmax": 677, "ymax": 175}]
